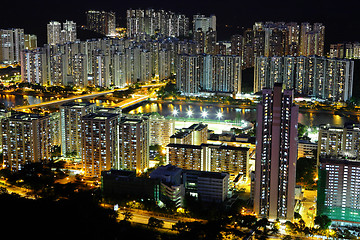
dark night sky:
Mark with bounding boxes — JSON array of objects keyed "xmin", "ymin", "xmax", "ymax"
[{"xmin": 1, "ymin": 0, "xmax": 359, "ymax": 48}]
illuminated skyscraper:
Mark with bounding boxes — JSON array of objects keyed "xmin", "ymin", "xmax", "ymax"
[
  {"xmin": 21, "ymin": 48, "xmax": 48, "ymax": 85},
  {"xmin": 148, "ymin": 114, "xmax": 175, "ymax": 147},
  {"xmin": 127, "ymin": 9, "xmax": 189, "ymax": 38},
  {"xmin": 60, "ymin": 102, "xmax": 96, "ymax": 158},
  {"xmin": 0, "ymin": 28, "xmax": 24, "ymax": 64},
  {"xmin": 318, "ymin": 124, "xmax": 360, "ymax": 163},
  {"xmin": 24, "ymin": 34, "xmax": 37, "ymax": 50},
  {"xmin": 81, "ymin": 112, "xmax": 120, "ymax": 178},
  {"xmin": 62, "ymin": 20, "xmax": 77, "ymax": 43},
  {"xmin": 47, "ymin": 20, "xmax": 77, "ymax": 45},
  {"xmin": 318, "ymin": 157, "xmax": 360, "ymax": 224},
  {"xmin": 86, "ymin": 10, "xmax": 116, "ymax": 36},
  {"xmin": 47, "ymin": 21, "xmax": 61, "ymax": 45},
  {"xmin": 192, "ymin": 15, "xmax": 216, "ymax": 34},
  {"xmin": 119, "ymin": 115, "xmax": 149, "ymax": 174},
  {"xmin": 254, "ymin": 84, "xmax": 298, "ymax": 220},
  {"xmin": 299, "ymin": 23, "xmax": 325, "ymax": 56},
  {"xmin": 1, "ymin": 113, "xmax": 51, "ymax": 171},
  {"xmin": 177, "ymin": 54, "xmax": 241, "ymax": 97},
  {"xmin": 231, "ymin": 34, "xmax": 243, "ymax": 56},
  {"xmin": 254, "ymin": 56, "xmax": 353, "ymax": 102}
]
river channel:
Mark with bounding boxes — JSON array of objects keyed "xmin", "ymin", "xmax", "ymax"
[{"xmin": 0, "ymin": 94, "xmax": 357, "ymax": 127}]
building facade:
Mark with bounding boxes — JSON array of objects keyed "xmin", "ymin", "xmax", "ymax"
[
  {"xmin": 166, "ymin": 143, "xmax": 250, "ymax": 180},
  {"xmin": 0, "ymin": 28, "xmax": 24, "ymax": 64},
  {"xmin": 86, "ymin": 10, "xmax": 116, "ymax": 36},
  {"xmin": 254, "ymin": 84, "xmax": 298, "ymax": 220},
  {"xmin": 254, "ymin": 55, "xmax": 354, "ymax": 102},
  {"xmin": 81, "ymin": 112, "xmax": 120, "ymax": 178},
  {"xmin": 127, "ymin": 9, "xmax": 189, "ymax": 38},
  {"xmin": 317, "ymin": 124, "xmax": 360, "ymax": 164},
  {"xmin": 176, "ymin": 54, "xmax": 242, "ymax": 97},
  {"xmin": 60, "ymin": 102, "xmax": 96, "ymax": 158},
  {"xmin": 148, "ymin": 114, "xmax": 175, "ymax": 146},
  {"xmin": 118, "ymin": 115, "xmax": 149, "ymax": 174},
  {"xmin": 318, "ymin": 158, "xmax": 360, "ymax": 225},
  {"xmin": 1, "ymin": 113, "xmax": 51, "ymax": 171}
]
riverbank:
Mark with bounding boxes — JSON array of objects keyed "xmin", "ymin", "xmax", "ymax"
[
  {"xmin": 151, "ymin": 99, "xmax": 257, "ymax": 109},
  {"xmin": 0, "ymin": 90, "xmax": 73, "ymax": 99}
]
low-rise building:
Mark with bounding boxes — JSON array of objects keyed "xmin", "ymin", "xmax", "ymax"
[
  {"xmin": 183, "ymin": 169, "xmax": 229, "ymax": 203},
  {"xmin": 101, "ymin": 170, "xmax": 160, "ymax": 202}
]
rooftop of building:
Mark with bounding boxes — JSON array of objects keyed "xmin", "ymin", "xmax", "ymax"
[
  {"xmin": 167, "ymin": 142, "xmax": 249, "ymax": 151},
  {"xmin": 102, "ymin": 170, "xmax": 136, "ymax": 177},
  {"xmin": 150, "ymin": 164, "xmax": 183, "ymax": 178},
  {"xmin": 166, "ymin": 143, "xmax": 203, "ymax": 149},
  {"xmin": 60, "ymin": 101, "xmax": 95, "ymax": 108},
  {"xmin": 96, "ymin": 107, "xmax": 122, "ymax": 114},
  {"xmin": 187, "ymin": 123, "xmax": 208, "ymax": 131},
  {"xmin": 319, "ymin": 156, "xmax": 360, "ymax": 165},
  {"xmin": 8, "ymin": 112, "xmax": 48, "ymax": 121},
  {"xmin": 183, "ymin": 169, "xmax": 229, "ymax": 179},
  {"xmin": 320, "ymin": 123, "xmax": 360, "ymax": 131},
  {"xmin": 82, "ymin": 112, "xmax": 119, "ymax": 120},
  {"xmin": 170, "ymin": 129, "xmax": 192, "ymax": 139},
  {"xmin": 202, "ymin": 143, "xmax": 250, "ymax": 151}
]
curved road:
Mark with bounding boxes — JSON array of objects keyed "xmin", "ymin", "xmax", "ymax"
[{"xmin": 12, "ymin": 83, "xmax": 166, "ymax": 111}]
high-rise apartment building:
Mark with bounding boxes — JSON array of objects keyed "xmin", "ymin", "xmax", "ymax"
[
  {"xmin": 62, "ymin": 20, "xmax": 77, "ymax": 43},
  {"xmin": 86, "ymin": 10, "xmax": 116, "ymax": 36},
  {"xmin": 81, "ymin": 112, "xmax": 120, "ymax": 178},
  {"xmin": 176, "ymin": 54, "xmax": 241, "ymax": 97},
  {"xmin": 192, "ymin": 15, "xmax": 216, "ymax": 33},
  {"xmin": 317, "ymin": 124, "xmax": 360, "ymax": 163},
  {"xmin": 24, "ymin": 34, "xmax": 37, "ymax": 50},
  {"xmin": 118, "ymin": 115, "xmax": 149, "ymax": 174},
  {"xmin": 231, "ymin": 34, "xmax": 243, "ymax": 56},
  {"xmin": 1, "ymin": 113, "xmax": 51, "ymax": 171},
  {"xmin": 47, "ymin": 20, "xmax": 77, "ymax": 46},
  {"xmin": 47, "ymin": 21, "xmax": 61, "ymax": 45},
  {"xmin": 299, "ymin": 23, "xmax": 325, "ymax": 56},
  {"xmin": 254, "ymin": 55, "xmax": 354, "ymax": 102},
  {"xmin": 21, "ymin": 48, "xmax": 48, "ymax": 85},
  {"xmin": 148, "ymin": 114, "xmax": 175, "ymax": 146},
  {"xmin": 329, "ymin": 42, "xmax": 360, "ymax": 60},
  {"xmin": 21, "ymin": 36, "xmax": 198, "ymax": 89},
  {"xmin": 166, "ymin": 142, "xmax": 250, "ymax": 180},
  {"xmin": 126, "ymin": 9, "xmax": 189, "ymax": 38},
  {"xmin": 254, "ymin": 84, "xmax": 298, "ymax": 220},
  {"xmin": 0, "ymin": 28, "xmax": 24, "ymax": 64},
  {"xmin": 240, "ymin": 22, "xmax": 324, "ymax": 68},
  {"xmin": 318, "ymin": 157, "xmax": 360, "ymax": 224},
  {"xmin": 60, "ymin": 102, "xmax": 96, "ymax": 158}
]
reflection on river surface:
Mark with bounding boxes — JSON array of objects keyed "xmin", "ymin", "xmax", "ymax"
[
  {"xmin": 126, "ymin": 102, "xmax": 356, "ymax": 127},
  {"xmin": 0, "ymin": 94, "xmax": 357, "ymax": 127}
]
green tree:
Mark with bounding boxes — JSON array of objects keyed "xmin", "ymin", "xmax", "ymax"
[
  {"xmin": 314, "ymin": 215, "xmax": 331, "ymax": 230},
  {"xmin": 122, "ymin": 210, "xmax": 133, "ymax": 221},
  {"xmin": 147, "ymin": 217, "xmax": 164, "ymax": 229},
  {"xmin": 296, "ymin": 157, "xmax": 317, "ymax": 189}
]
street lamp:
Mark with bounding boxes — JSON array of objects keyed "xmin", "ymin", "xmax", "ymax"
[
  {"xmin": 216, "ymin": 111, "xmax": 223, "ymax": 120},
  {"xmin": 172, "ymin": 108, "xmax": 178, "ymax": 117},
  {"xmin": 187, "ymin": 109, "xmax": 193, "ymax": 118},
  {"xmin": 201, "ymin": 110, "xmax": 208, "ymax": 118}
]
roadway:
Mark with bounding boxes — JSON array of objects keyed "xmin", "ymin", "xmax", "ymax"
[
  {"xmin": 118, "ymin": 209, "xmax": 178, "ymax": 229},
  {"xmin": 11, "ymin": 82, "xmax": 166, "ymax": 111},
  {"xmin": 12, "ymin": 89, "xmax": 117, "ymax": 110},
  {"xmin": 299, "ymin": 190, "xmax": 317, "ymax": 227},
  {"xmin": 0, "ymin": 179, "xmax": 34, "ymax": 199}
]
